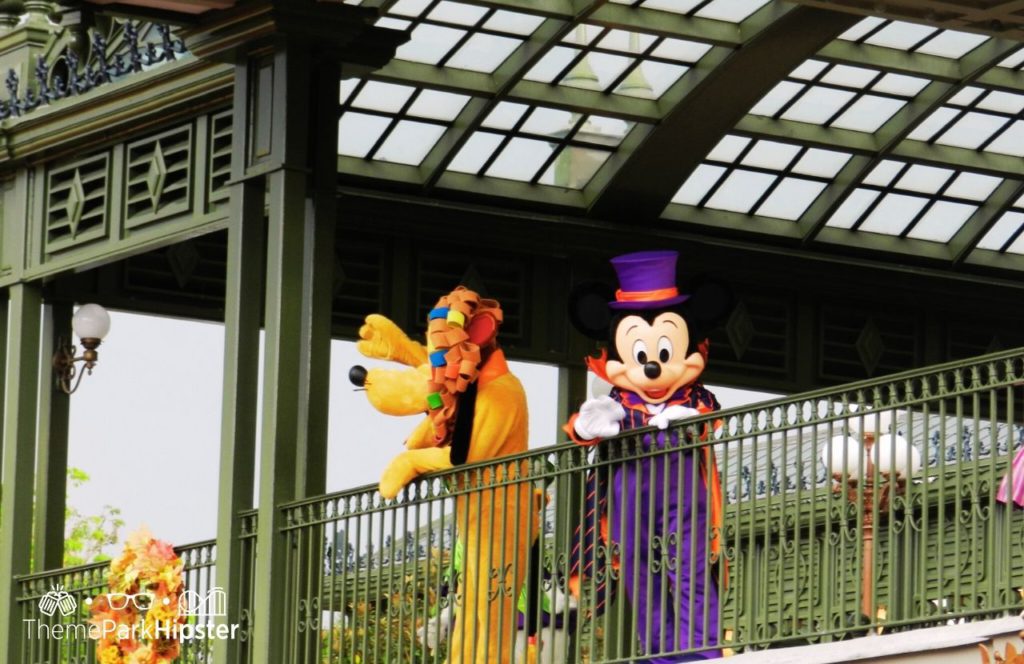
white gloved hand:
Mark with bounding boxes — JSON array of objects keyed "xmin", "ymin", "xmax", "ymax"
[
  {"xmin": 649, "ymin": 405, "xmax": 700, "ymax": 430},
  {"xmin": 416, "ymin": 605, "xmax": 452, "ymax": 649},
  {"xmin": 574, "ymin": 396, "xmax": 626, "ymax": 440}
]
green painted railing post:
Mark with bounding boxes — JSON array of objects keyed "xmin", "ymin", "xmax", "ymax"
[
  {"xmin": 0, "ymin": 283, "xmax": 42, "ymax": 661},
  {"xmin": 213, "ymin": 52, "xmax": 266, "ymax": 664},
  {"xmin": 32, "ymin": 301, "xmax": 71, "ymax": 571}
]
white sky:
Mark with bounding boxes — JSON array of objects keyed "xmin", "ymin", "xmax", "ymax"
[{"xmin": 65, "ymin": 310, "xmax": 777, "ymax": 551}]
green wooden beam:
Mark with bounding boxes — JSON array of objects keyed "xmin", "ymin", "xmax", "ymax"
[
  {"xmin": 32, "ymin": 302, "xmax": 71, "ymax": 571},
  {"xmin": 588, "ymin": 6, "xmax": 859, "ymax": 220},
  {"xmin": 733, "ymin": 115, "xmax": 1024, "ymax": 178},
  {"xmin": 949, "ymin": 179, "xmax": 1024, "ymax": 265},
  {"xmin": 817, "ymin": 39, "xmax": 1024, "ymax": 92},
  {"xmin": 213, "ymin": 56, "xmax": 266, "ymax": 664},
  {"xmin": 0, "ymin": 283, "xmax": 42, "ymax": 661}
]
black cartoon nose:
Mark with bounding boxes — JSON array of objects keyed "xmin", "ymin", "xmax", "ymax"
[
  {"xmin": 349, "ymin": 365, "xmax": 368, "ymax": 387},
  {"xmin": 643, "ymin": 362, "xmax": 662, "ymax": 379}
]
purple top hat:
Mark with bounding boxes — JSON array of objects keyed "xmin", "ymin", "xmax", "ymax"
[{"xmin": 608, "ymin": 250, "xmax": 690, "ymax": 310}]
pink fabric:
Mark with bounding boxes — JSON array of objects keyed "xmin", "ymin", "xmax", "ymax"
[{"xmin": 997, "ymin": 447, "xmax": 1024, "ymax": 507}]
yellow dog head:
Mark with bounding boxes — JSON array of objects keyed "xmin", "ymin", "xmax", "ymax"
[{"xmin": 348, "ymin": 313, "xmax": 430, "ymax": 417}]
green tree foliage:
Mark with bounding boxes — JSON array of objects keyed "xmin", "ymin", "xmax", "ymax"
[{"xmin": 63, "ymin": 467, "xmax": 124, "ymax": 567}]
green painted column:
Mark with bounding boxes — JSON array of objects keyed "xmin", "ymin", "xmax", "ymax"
[
  {"xmin": 249, "ymin": 40, "xmax": 339, "ymax": 664},
  {"xmin": 0, "ymin": 283, "xmax": 42, "ymax": 661},
  {"xmin": 33, "ymin": 302, "xmax": 71, "ymax": 571},
  {"xmin": 213, "ymin": 55, "xmax": 267, "ymax": 664}
]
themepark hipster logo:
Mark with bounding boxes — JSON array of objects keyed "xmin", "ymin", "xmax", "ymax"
[{"xmin": 25, "ymin": 585, "xmax": 241, "ymax": 643}]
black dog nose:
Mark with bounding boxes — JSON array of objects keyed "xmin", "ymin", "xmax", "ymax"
[
  {"xmin": 349, "ymin": 365, "xmax": 368, "ymax": 387},
  {"xmin": 643, "ymin": 362, "xmax": 661, "ymax": 379}
]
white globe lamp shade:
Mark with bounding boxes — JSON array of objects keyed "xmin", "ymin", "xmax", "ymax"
[
  {"xmin": 821, "ymin": 435, "xmax": 864, "ymax": 479},
  {"xmin": 72, "ymin": 304, "xmax": 111, "ymax": 341},
  {"xmin": 872, "ymin": 433, "xmax": 921, "ymax": 476},
  {"xmin": 851, "ymin": 410, "xmax": 893, "ymax": 436}
]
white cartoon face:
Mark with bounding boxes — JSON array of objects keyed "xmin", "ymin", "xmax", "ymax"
[{"xmin": 605, "ymin": 312, "xmax": 705, "ymax": 404}]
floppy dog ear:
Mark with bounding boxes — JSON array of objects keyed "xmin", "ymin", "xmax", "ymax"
[
  {"xmin": 684, "ymin": 278, "xmax": 734, "ymax": 328},
  {"xmin": 568, "ymin": 281, "xmax": 614, "ymax": 340}
]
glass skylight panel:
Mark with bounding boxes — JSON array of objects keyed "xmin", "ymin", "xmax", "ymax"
[
  {"xmin": 750, "ymin": 61, "xmax": 919, "ymax": 133},
  {"xmin": 740, "ymin": 140, "xmax": 801, "ymax": 170},
  {"xmin": 985, "ymin": 121, "xmax": 1024, "ymax": 158},
  {"xmin": 446, "ymin": 105, "xmax": 634, "ymax": 189},
  {"xmin": 821, "ymin": 64, "xmax": 878, "ymax": 89},
  {"xmin": 905, "ymin": 201, "xmax": 974, "ymax": 242},
  {"xmin": 862, "ymin": 21, "xmax": 937, "ymax": 51},
  {"xmin": 538, "ymin": 147, "xmax": 612, "ymax": 188},
  {"xmin": 352, "ymin": 81, "xmax": 416, "ymax": 114},
  {"xmin": 610, "ymin": 0, "xmax": 770, "ymax": 22},
  {"xmin": 754, "ymin": 178, "xmax": 827, "ymax": 221},
  {"xmin": 670, "ymin": 135, "xmax": 846, "ymax": 221},
  {"xmin": 444, "ymin": 33, "xmax": 521, "ymax": 72},
  {"xmin": 672, "ymin": 164, "xmax": 727, "ymax": 205},
  {"xmin": 374, "ymin": 121, "xmax": 447, "ymax": 165},
  {"xmin": 486, "ymin": 137, "xmax": 556, "ymax": 181},
  {"xmin": 527, "ymin": 24, "xmax": 711, "ymax": 100},
  {"xmin": 705, "ymin": 170, "xmax": 777, "ymax": 213},
  {"xmin": 706, "ymin": 135, "xmax": 751, "ymax": 163},
  {"xmin": 978, "ymin": 211, "xmax": 1024, "ymax": 254},
  {"xmin": 998, "ymin": 48, "xmax": 1024, "ymax": 70},
  {"xmin": 863, "ymin": 160, "xmax": 905, "ymax": 187},
  {"xmin": 397, "ymin": 24, "xmax": 466, "ymax": 65},
  {"xmin": 839, "ymin": 18, "xmax": 989, "ymax": 60},
  {"xmin": 828, "ymin": 189, "xmax": 880, "ymax": 229},
  {"xmin": 872, "ymin": 73, "xmax": 929, "ymax": 97},
  {"xmin": 483, "ymin": 102, "xmax": 530, "ymax": 130},
  {"xmin": 338, "ymin": 113, "xmax": 392, "ymax": 158},
  {"xmin": 338, "ymin": 81, "xmax": 469, "ymax": 167},
  {"xmin": 838, "ymin": 16, "xmax": 885, "ymax": 42},
  {"xmin": 483, "ymin": 10, "xmax": 544, "ymax": 36},
  {"xmin": 933, "ymin": 111, "xmax": 1009, "ymax": 150},
  {"xmin": 894, "ymin": 164, "xmax": 953, "ymax": 195},
  {"xmin": 383, "ymin": 0, "xmax": 537, "ymax": 73},
  {"xmin": 339, "ymin": 78, "xmax": 360, "ymax": 105},
  {"xmin": 695, "ymin": 0, "xmax": 771, "ymax": 22},
  {"xmin": 911, "ymin": 86, "xmax": 1024, "ymax": 157},
  {"xmin": 943, "ymin": 172, "xmax": 1002, "ymax": 201},
  {"xmin": 781, "ymin": 87, "xmax": 856, "ymax": 125},
  {"xmin": 407, "ymin": 89, "xmax": 471, "ymax": 121},
  {"xmin": 914, "ymin": 30, "xmax": 988, "ymax": 59},
  {"xmin": 976, "ymin": 91, "xmax": 1024, "ymax": 115},
  {"xmin": 448, "ymin": 132, "xmax": 503, "ymax": 173},
  {"xmin": 824, "ymin": 159, "xmax": 995, "ymax": 244},
  {"xmin": 792, "ymin": 149, "xmax": 851, "ymax": 179},
  {"xmin": 858, "ymin": 194, "xmax": 929, "ymax": 236},
  {"xmin": 830, "ymin": 96, "xmax": 904, "ymax": 132}
]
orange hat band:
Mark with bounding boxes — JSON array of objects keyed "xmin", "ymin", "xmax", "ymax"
[{"xmin": 615, "ymin": 286, "xmax": 679, "ymax": 302}]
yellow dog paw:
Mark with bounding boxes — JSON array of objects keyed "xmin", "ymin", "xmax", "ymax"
[
  {"xmin": 357, "ymin": 314, "xmax": 427, "ymax": 367},
  {"xmin": 379, "ymin": 453, "xmax": 417, "ymax": 499}
]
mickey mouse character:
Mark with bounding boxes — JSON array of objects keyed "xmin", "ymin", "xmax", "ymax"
[{"xmin": 565, "ymin": 250, "xmax": 730, "ymax": 663}]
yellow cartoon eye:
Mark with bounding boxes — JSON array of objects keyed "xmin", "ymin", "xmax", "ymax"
[
  {"xmin": 632, "ymin": 340, "xmax": 648, "ymax": 365},
  {"xmin": 658, "ymin": 336, "xmax": 673, "ymax": 363}
]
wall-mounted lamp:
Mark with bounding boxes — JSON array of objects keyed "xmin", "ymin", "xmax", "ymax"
[{"xmin": 52, "ymin": 303, "xmax": 111, "ymax": 394}]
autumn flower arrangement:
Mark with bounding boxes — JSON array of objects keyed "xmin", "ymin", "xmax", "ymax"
[{"xmin": 90, "ymin": 528, "xmax": 184, "ymax": 664}]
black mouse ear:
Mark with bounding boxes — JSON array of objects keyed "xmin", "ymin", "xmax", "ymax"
[
  {"xmin": 569, "ymin": 281, "xmax": 614, "ymax": 340},
  {"xmin": 685, "ymin": 278, "xmax": 734, "ymax": 328}
]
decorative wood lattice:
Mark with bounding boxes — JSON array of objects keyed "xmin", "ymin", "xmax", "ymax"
[
  {"xmin": 208, "ymin": 110, "xmax": 233, "ymax": 204},
  {"xmin": 125, "ymin": 124, "xmax": 193, "ymax": 227},
  {"xmin": 45, "ymin": 151, "xmax": 110, "ymax": 253}
]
